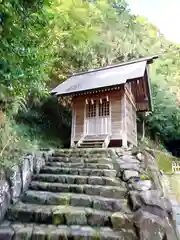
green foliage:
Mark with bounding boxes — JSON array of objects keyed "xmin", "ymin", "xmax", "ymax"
[
  {"xmin": 47, "ymin": 0, "xmax": 139, "ymax": 86},
  {"xmin": 15, "ymin": 96, "xmax": 70, "ymax": 147},
  {"xmin": 1, "ymin": 0, "xmax": 180, "ymax": 157},
  {"xmin": 0, "ymin": 0, "xmax": 55, "ymax": 97},
  {"xmin": 138, "ymin": 136, "xmax": 167, "ymax": 152},
  {"xmin": 146, "ymin": 83, "xmax": 180, "ymax": 143},
  {"xmin": 0, "ymin": 115, "xmax": 32, "ymax": 168}
]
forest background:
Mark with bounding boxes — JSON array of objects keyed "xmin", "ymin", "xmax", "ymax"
[{"xmin": 1, "ymin": 0, "xmax": 180, "ymax": 167}]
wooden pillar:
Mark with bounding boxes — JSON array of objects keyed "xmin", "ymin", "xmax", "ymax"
[
  {"xmin": 83, "ymin": 99, "xmax": 86, "ymax": 136},
  {"xmin": 122, "ymin": 91, "xmax": 127, "ymax": 147},
  {"xmin": 133, "ymin": 104, "xmax": 138, "ymax": 147},
  {"xmin": 135, "ymin": 110, "xmax": 138, "ymax": 147},
  {"xmin": 70, "ymin": 102, "xmax": 75, "ymax": 148}
]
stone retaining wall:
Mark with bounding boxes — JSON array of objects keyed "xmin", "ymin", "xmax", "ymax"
[
  {"xmin": 0, "ymin": 149, "xmax": 53, "ymax": 223},
  {"xmin": 162, "ymin": 174, "xmax": 180, "ymax": 239},
  {"xmin": 111, "ymin": 147, "xmax": 179, "ymax": 240}
]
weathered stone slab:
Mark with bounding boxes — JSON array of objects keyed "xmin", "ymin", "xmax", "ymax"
[
  {"xmin": 136, "ymin": 152, "xmax": 145, "ymax": 162},
  {"xmin": 134, "ymin": 208, "xmax": 167, "ymax": 240},
  {"xmin": 85, "ymin": 163, "xmax": 114, "ymax": 170},
  {"xmin": 111, "ymin": 212, "xmax": 134, "ymax": 231},
  {"xmin": 0, "ymin": 223, "xmax": 138, "ymax": 240},
  {"xmin": 121, "ymin": 155, "xmax": 140, "ymax": 163},
  {"xmin": 34, "ymin": 155, "xmax": 45, "ymax": 174},
  {"xmin": 86, "ymin": 208, "xmax": 110, "ymax": 227},
  {"xmin": 0, "ymin": 226, "xmax": 14, "ymax": 240},
  {"xmin": 119, "ymin": 163, "xmax": 140, "ymax": 172},
  {"xmin": 41, "ymin": 166, "xmax": 117, "ymax": 178},
  {"xmin": 29, "ymin": 181, "xmax": 69, "ymax": 192},
  {"xmin": 65, "ymin": 209, "xmax": 87, "ymax": 225},
  {"xmin": 21, "ymin": 156, "xmax": 33, "ymax": 192},
  {"xmin": 123, "ymin": 170, "xmax": 139, "ymax": 181},
  {"xmin": 5, "ymin": 166, "xmax": 22, "ymax": 202},
  {"xmin": 31, "ymin": 225, "xmax": 47, "ymax": 240},
  {"xmin": 12, "ymin": 223, "xmax": 33, "ymax": 239},
  {"xmin": 139, "ymin": 190, "xmax": 172, "ymax": 214},
  {"xmin": 129, "ymin": 191, "xmax": 141, "ymax": 211},
  {"xmin": 131, "ymin": 180, "xmax": 152, "ymax": 191},
  {"xmin": 0, "ymin": 180, "xmax": 11, "ymax": 222},
  {"xmin": 7, "ymin": 202, "xmax": 52, "ymax": 223}
]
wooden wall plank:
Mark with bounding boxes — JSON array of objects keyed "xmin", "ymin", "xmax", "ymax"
[
  {"xmin": 125, "ymin": 95, "xmax": 137, "ymax": 146},
  {"xmin": 111, "ymin": 90, "xmax": 123, "ymax": 139},
  {"xmin": 122, "ymin": 91, "xmax": 128, "ymax": 147},
  {"xmin": 73, "ymin": 96, "xmax": 85, "ymax": 141}
]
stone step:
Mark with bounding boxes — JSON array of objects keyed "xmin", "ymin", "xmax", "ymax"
[
  {"xmin": 48, "ymin": 156, "xmax": 113, "ymax": 164},
  {"xmin": 40, "ymin": 166, "xmax": 117, "ymax": 177},
  {"xmin": 52, "ymin": 149, "xmax": 110, "ymax": 158},
  {"xmin": 7, "ymin": 202, "xmax": 114, "ymax": 227},
  {"xmin": 32, "ymin": 174, "xmax": 121, "ymax": 186},
  {"xmin": 0, "ymin": 222, "xmax": 137, "ymax": 240},
  {"xmin": 29, "ymin": 181, "xmax": 127, "ymax": 199},
  {"xmin": 46, "ymin": 161, "xmax": 114, "ymax": 169},
  {"xmin": 22, "ymin": 190, "xmax": 130, "ymax": 213}
]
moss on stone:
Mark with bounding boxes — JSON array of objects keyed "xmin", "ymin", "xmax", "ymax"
[
  {"xmin": 93, "ymin": 231, "xmax": 101, "ymax": 240},
  {"xmin": 140, "ymin": 174, "xmax": 151, "ymax": 180},
  {"xmin": 46, "ymin": 233, "xmax": 52, "ymax": 240},
  {"xmin": 58, "ymin": 195, "xmax": 70, "ymax": 205},
  {"xmin": 53, "ymin": 215, "xmax": 62, "ymax": 225}
]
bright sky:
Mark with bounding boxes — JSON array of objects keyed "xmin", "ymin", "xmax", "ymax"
[{"xmin": 127, "ymin": 0, "xmax": 180, "ymax": 44}]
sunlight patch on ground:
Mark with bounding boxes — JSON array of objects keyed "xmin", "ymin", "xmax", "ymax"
[
  {"xmin": 168, "ymin": 174, "xmax": 180, "ymax": 202},
  {"xmin": 155, "ymin": 151, "xmax": 175, "ymax": 173}
]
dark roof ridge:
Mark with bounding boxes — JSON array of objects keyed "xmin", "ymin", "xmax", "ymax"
[{"xmin": 71, "ymin": 55, "xmax": 158, "ymax": 77}]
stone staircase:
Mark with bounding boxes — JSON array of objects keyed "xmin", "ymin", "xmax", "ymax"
[{"xmin": 1, "ymin": 149, "xmax": 138, "ymax": 239}]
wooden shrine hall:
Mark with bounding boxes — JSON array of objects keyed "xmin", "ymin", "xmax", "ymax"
[{"xmin": 51, "ymin": 56, "xmax": 158, "ymax": 148}]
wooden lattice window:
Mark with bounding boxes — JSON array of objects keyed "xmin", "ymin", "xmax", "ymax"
[
  {"xmin": 99, "ymin": 99, "xmax": 110, "ymax": 117},
  {"xmin": 87, "ymin": 100, "xmax": 96, "ymax": 117}
]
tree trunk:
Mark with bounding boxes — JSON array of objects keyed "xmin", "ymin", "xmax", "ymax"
[{"xmin": 141, "ymin": 118, "xmax": 145, "ymax": 141}]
